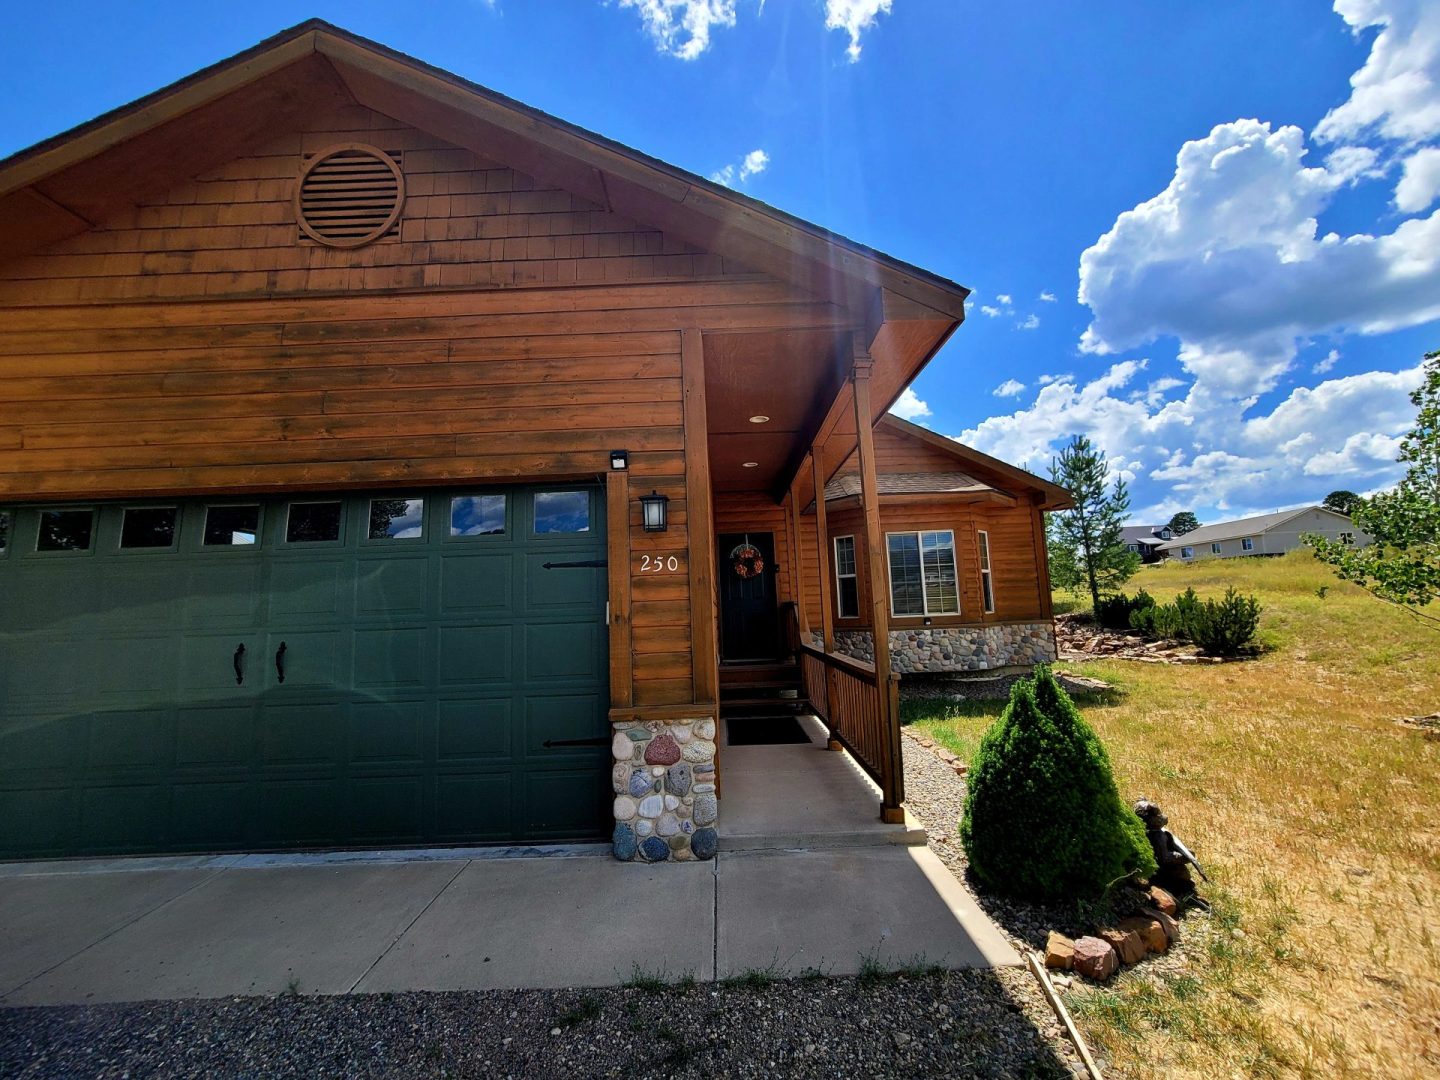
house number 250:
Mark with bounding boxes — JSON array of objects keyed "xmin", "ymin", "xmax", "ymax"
[{"xmin": 640, "ymin": 554, "xmax": 680, "ymax": 573}]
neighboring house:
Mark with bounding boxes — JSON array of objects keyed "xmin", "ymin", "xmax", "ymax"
[
  {"xmin": 1155, "ymin": 507, "xmax": 1370, "ymax": 562},
  {"xmin": 0, "ymin": 22, "xmax": 1060, "ymax": 864},
  {"xmin": 1120, "ymin": 524, "xmax": 1173, "ymax": 564}
]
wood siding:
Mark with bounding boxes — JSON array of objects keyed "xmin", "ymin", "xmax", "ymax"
[
  {"xmin": 0, "ymin": 104, "xmax": 758, "ymax": 307},
  {"xmin": 0, "ymin": 110, "xmax": 845, "ymax": 710},
  {"xmin": 821, "ymin": 499, "xmax": 1046, "ymax": 629}
]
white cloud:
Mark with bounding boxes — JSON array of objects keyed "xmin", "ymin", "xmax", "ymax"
[
  {"xmin": 993, "ymin": 378, "xmax": 1026, "ymax": 398},
  {"xmin": 889, "ymin": 386, "xmax": 931, "ymax": 421},
  {"xmin": 1314, "ymin": 0, "xmax": 1440, "ymax": 145},
  {"xmin": 824, "ymin": 0, "xmax": 893, "ymax": 62},
  {"xmin": 1396, "ymin": 144, "xmax": 1440, "ymax": 210},
  {"xmin": 740, "ymin": 149, "xmax": 769, "ymax": 179},
  {"xmin": 979, "ymin": 304, "xmax": 1003, "ymax": 318},
  {"xmin": 619, "ymin": 0, "xmax": 738, "ymax": 60},
  {"xmin": 1079, "ymin": 118, "xmax": 1440, "ymax": 399},
  {"xmin": 1314, "ymin": 348, "xmax": 1341, "ymax": 373},
  {"xmin": 1018, "ymin": 314, "xmax": 1040, "ymax": 330},
  {"xmin": 996, "ymin": 293, "xmax": 1013, "ymax": 305},
  {"xmin": 1039, "ymin": 291, "xmax": 1057, "ymax": 302},
  {"xmin": 962, "ymin": 361, "xmax": 1424, "ymax": 515},
  {"xmin": 710, "ymin": 147, "xmax": 770, "ymax": 187}
]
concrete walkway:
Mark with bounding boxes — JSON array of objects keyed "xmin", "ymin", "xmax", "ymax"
[{"xmin": 0, "ymin": 715, "xmax": 1017, "ymax": 1007}]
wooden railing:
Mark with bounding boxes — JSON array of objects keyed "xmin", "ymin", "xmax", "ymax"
[
  {"xmin": 779, "ymin": 601, "xmax": 802, "ymax": 659},
  {"xmin": 798, "ymin": 643, "xmax": 904, "ymax": 814}
]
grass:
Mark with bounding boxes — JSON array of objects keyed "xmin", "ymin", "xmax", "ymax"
[{"xmin": 903, "ymin": 551, "xmax": 1440, "ymax": 1079}]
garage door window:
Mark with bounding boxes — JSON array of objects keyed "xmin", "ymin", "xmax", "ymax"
[
  {"xmin": 37, "ymin": 508, "xmax": 95, "ymax": 553},
  {"xmin": 121, "ymin": 507, "xmax": 179, "ymax": 550},
  {"xmin": 286, "ymin": 501, "xmax": 343, "ymax": 544},
  {"xmin": 534, "ymin": 490, "xmax": 589, "ymax": 535},
  {"xmin": 449, "ymin": 494, "xmax": 506, "ymax": 537},
  {"xmin": 204, "ymin": 505, "xmax": 261, "ymax": 546},
  {"xmin": 368, "ymin": 497, "xmax": 424, "ymax": 540}
]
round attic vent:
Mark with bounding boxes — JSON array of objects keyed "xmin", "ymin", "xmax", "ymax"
[{"xmin": 295, "ymin": 144, "xmax": 405, "ymax": 249}]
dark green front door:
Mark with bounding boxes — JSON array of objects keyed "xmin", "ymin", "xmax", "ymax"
[{"xmin": 0, "ymin": 486, "xmax": 610, "ymax": 858}]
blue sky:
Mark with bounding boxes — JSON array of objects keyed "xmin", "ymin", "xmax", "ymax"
[{"xmin": 3, "ymin": 1, "xmax": 1438, "ymax": 526}]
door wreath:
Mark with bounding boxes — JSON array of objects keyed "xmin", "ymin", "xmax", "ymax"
[{"xmin": 730, "ymin": 542, "xmax": 765, "ymax": 579}]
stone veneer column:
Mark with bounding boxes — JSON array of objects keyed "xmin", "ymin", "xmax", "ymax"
[{"xmin": 610, "ymin": 718, "xmax": 718, "ymax": 861}]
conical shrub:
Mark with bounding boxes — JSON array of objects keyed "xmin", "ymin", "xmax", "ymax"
[{"xmin": 960, "ymin": 666, "xmax": 1155, "ymax": 901}]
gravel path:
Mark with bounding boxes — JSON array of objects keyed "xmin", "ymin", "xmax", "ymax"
[{"xmin": 1, "ymin": 976, "xmax": 1077, "ymax": 1079}]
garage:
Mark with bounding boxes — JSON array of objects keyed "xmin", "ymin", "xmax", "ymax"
[{"xmin": 0, "ymin": 485, "xmax": 611, "ymax": 858}]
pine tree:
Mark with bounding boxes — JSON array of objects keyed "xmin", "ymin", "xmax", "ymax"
[
  {"xmin": 1165, "ymin": 511, "xmax": 1200, "ymax": 535},
  {"xmin": 1048, "ymin": 435, "xmax": 1141, "ymax": 613}
]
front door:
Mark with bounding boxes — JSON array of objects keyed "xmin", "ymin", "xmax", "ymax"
[{"xmin": 718, "ymin": 532, "xmax": 778, "ymax": 661}]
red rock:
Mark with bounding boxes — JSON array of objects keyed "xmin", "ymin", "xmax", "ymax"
[
  {"xmin": 1147, "ymin": 886, "xmax": 1178, "ymax": 917},
  {"xmin": 1118, "ymin": 915, "xmax": 1168, "ymax": 954},
  {"xmin": 1143, "ymin": 906, "xmax": 1181, "ymax": 943},
  {"xmin": 1071, "ymin": 936, "xmax": 1119, "ymax": 980},
  {"xmin": 644, "ymin": 733, "xmax": 681, "ymax": 766},
  {"xmin": 1044, "ymin": 931, "xmax": 1075, "ymax": 971},
  {"xmin": 1099, "ymin": 927, "xmax": 1146, "ymax": 965}
]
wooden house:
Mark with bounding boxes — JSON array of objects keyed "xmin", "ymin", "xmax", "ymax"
[{"xmin": 0, "ymin": 22, "xmax": 1064, "ymax": 863}]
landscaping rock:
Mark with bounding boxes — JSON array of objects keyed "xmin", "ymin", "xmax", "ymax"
[
  {"xmin": 1099, "ymin": 927, "xmax": 1146, "ymax": 966},
  {"xmin": 691, "ymin": 827, "xmax": 717, "ymax": 860},
  {"xmin": 1118, "ymin": 915, "xmax": 1169, "ymax": 954},
  {"xmin": 1147, "ymin": 885, "xmax": 1178, "ymax": 916},
  {"xmin": 1071, "ymin": 936, "xmax": 1118, "ymax": 981},
  {"xmin": 1144, "ymin": 906, "xmax": 1181, "ymax": 943},
  {"xmin": 1044, "ymin": 932, "xmax": 1075, "ymax": 971},
  {"xmin": 644, "ymin": 732, "xmax": 682, "ymax": 766}
]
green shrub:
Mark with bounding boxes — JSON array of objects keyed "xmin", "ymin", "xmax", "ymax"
[
  {"xmin": 1095, "ymin": 589, "xmax": 1155, "ymax": 630},
  {"xmin": 960, "ymin": 667, "xmax": 1156, "ymax": 901},
  {"xmin": 1129, "ymin": 587, "xmax": 1199, "ymax": 641},
  {"xmin": 1187, "ymin": 587, "xmax": 1262, "ymax": 656}
]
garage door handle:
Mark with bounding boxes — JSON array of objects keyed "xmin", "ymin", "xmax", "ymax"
[
  {"xmin": 275, "ymin": 641, "xmax": 287, "ymax": 684},
  {"xmin": 233, "ymin": 643, "xmax": 246, "ymax": 686}
]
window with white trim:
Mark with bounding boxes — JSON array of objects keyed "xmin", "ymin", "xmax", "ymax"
[
  {"xmin": 1211, "ymin": 542, "xmax": 1222, "ymax": 554},
  {"xmin": 1180, "ymin": 546, "xmax": 1194, "ymax": 559},
  {"xmin": 886, "ymin": 530, "xmax": 960, "ymax": 616},
  {"xmin": 1241, "ymin": 537, "xmax": 1254, "ymax": 551},
  {"xmin": 977, "ymin": 529, "xmax": 995, "ymax": 613},
  {"xmin": 1339, "ymin": 531, "xmax": 1355, "ymax": 543},
  {"xmin": 833, "ymin": 535, "xmax": 859, "ymax": 619}
]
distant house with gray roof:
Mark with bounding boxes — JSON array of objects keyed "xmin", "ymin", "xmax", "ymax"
[
  {"xmin": 1154, "ymin": 506, "xmax": 1369, "ymax": 562},
  {"xmin": 1120, "ymin": 524, "xmax": 1173, "ymax": 564}
]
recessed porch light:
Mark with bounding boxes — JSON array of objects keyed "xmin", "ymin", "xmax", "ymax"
[
  {"xmin": 742, "ymin": 461, "xmax": 760, "ymax": 468},
  {"xmin": 748, "ymin": 415, "xmax": 770, "ymax": 423}
]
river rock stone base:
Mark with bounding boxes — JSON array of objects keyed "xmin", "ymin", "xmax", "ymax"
[
  {"xmin": 835, "ymin": 623, "xmax": 1057, "ymax": 674},
  {"xmin": 610, "ymin": 718, "xmax": 717, "ymax": 862}
]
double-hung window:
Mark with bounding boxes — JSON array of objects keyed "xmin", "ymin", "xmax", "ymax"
[
  {"xmin": 833, "ymin": 535, "xmax": 859, "ymax": 619},
  {"xmin": 977, "ymin": 530, "xmax": 995, "ymax": 613},
  {"xmin": 886, "ymin": 530, "xmax": 959, "ymax": 616},
  {"xmin": 1241, "ymin": 537, "xmax": 1254, "ymax": 551},
  {"xmin": 1180, "ymin": 546, "xmax": 1195, "ymax": 559},
  {"xmin": 1211, "ymin": 542, "xmax": 1222, "ymax": 554}
]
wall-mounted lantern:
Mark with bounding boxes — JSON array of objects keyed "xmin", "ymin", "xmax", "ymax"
[
  {"xmin": 610, "ymin": 449, "xmax": 629, "ymax": 470},
  {"xmin": 640, "ymin": 490, "xmax": 669, "ymax": 532}
]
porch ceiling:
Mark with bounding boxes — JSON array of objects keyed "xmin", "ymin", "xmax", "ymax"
[{"xmin": 704, "ymin": 328, "xmax": 847, "ymax": 494}]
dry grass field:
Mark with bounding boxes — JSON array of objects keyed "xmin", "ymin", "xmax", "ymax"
[{"xmin": 905, "ymin": 550, "xmax": 1440, "ymax": 1080}]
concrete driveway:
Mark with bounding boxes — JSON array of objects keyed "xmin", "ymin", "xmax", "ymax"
[{"xmin": 0, "ymin": 843, "xmax": 1016, "ymax": 1006}]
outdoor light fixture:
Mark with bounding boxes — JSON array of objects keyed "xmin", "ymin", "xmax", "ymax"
[
  {"xmin": 748, "ymin": 415, "xmax": 770, "ymax": 423},
  {"xmin": 609, "ymin": 449, "xmax": 629, "ymax": 470},
  {"xmin": 742, "ymin": 461, "xmax": 760, "ymax": 468},
  {"xmin": 640, "ymin": 490, "xmax": 669, "ymax": 532}
]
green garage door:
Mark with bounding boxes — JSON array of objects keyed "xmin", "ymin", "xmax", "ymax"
[{"xmin": 0, "ymin": 486, "xmax": 610, "ymax": 858}]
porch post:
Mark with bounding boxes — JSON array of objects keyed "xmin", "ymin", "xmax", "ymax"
[
  {"xmin": 682, "ymin": 328, "xmax": 719, "ymax": 706},
  {"xmin": 809, "ymin": 448, "xmax": 842, "ymax": 751},
  {"xmin": 852, "ymin": 355, "xmax": 905, "ymax": 823},
  {"xmin": 785, "ymin": 486, "xmax": 809, "ymax": 640},
  {"xmin": 809, "ymin": 449, "xmax": 835, "ymax": 654}
]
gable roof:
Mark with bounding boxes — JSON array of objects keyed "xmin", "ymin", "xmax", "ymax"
[
  {"xmin": 0, "ymin": 20, "xmax": 969, "ymax": 324},
  {"xmin": 875, "ymin": 415, "xmax": 1074, "ymax": 510},
  {"xmin": 1120, "ymin": 525, "xmax": 1168, "ymax": 546},
  {"xmin": 1154, "ymin": 506, "xmax": 1350, "ymax": 550},
  {"xmin": 825, "ymin": 470, "xmax": 992, "ymax": 501}
]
